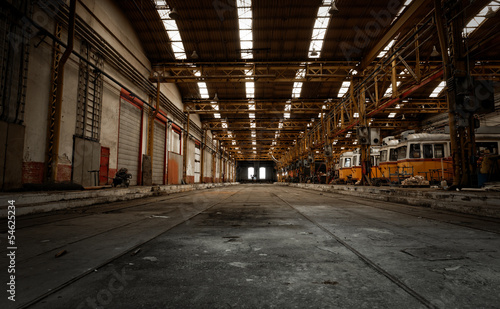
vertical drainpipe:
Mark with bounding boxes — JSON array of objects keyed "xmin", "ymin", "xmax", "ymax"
[
  {"xmin": 200, "ymin": 130, "xmax": 206, "ymax": 183},
  {"xmin": 183, "ymin": 113, "xmax": 190, "ymax": 184},
  {"xmin": 51, "ymin": 0, "xmax": 77, "ymax": 182}
]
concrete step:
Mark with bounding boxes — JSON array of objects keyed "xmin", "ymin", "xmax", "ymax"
[
  {"xmin": 0, "ymin": 183, "xmax": 239, "ymax": 217},
  {"xmin": 275, "ymin": 183, "xmax": 500, "ymax": 219}
]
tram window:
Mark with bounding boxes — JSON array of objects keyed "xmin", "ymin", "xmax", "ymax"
[
  {"xmin": 389, "ymin": 149, "xmax": 398, "ymax": 161},
  {"xmin": 477, "ymin": 142, "xmax": 498, "ymax": 156},
  {"xmin": 380, "ymin": 150, "xmax": 387, "ymax": 162},
  {"xmin": 410, "ymin": 144, "xmax": 421, "ymax": 158},
  {"xmin": 353, "ymin": 156, "xmax": 358, "ymax": 166},
  {"xmin": 423, "ymin": 144, "xmax": 433, "ymax": 158},
  {"xmin": 344, "ymin": 158, "xmax": 351, "ymax": 168},
  {"xmin": 434, "ymin": 144, "xmax": 445, "ymax": 158},
  {"xmin": 397, "ymin": 146, "xmax": 407, "ymax": 160}
]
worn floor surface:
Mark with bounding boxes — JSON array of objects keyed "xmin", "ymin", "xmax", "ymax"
[{"xmin": 1, "ymin": 184, "xmax": 499, "ymax": 309}]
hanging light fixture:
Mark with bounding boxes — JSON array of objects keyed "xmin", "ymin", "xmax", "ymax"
[
  {"xmin": 169, "ymin": 8, "xmax": 180, "ymax": 20},
  {"xmin": 213, "ymin": 93, "xmax": 219, "ymax": 102},
  {"xmin": 485, "ymin": 6, "xmax": 496, "ymax": 18},
  {"xmin": 431, "ymin": 45, "xmax": 439, "ymax": 57},
  {"xmin": 402, "ymin": 114, "xmax": 406, "ymax": 120},
  {"xmin": 191, "ymin": 50, "xmax": 199, "ymax": 59},
  {"xmin": 329, "ymin": 2, "xmax": 339, "ymax": 15},
  {"xmin": 310, "ymin": 48, "xmax": 318, "ymax": 57}
]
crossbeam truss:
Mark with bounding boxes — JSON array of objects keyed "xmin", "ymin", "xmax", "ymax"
[{"xmin": 151, "ymin": 13, "xmax": 499, "ymax": 162}]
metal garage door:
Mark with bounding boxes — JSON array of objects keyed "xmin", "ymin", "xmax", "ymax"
[
  {"xmin": 194, "ymin": 145, "xmax": 201, "ymax": 183},
  {"xmin": 152, "ymin": 120, "xmax": 166, "ymax": 185},
  {"xmin": 118, "ymin": 99, "xmax": 141, "ymax": 186}
]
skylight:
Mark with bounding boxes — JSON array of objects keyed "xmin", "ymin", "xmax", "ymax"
[
  {"xmin": 463, "ymin": 1, "xmax": 500, "ymax": 36},
  {"xmin": 383, "ymin": 69, "xmax": 406, "ymax": 97},
  {"xmin": 429, "ymin": 81, "xmax": 446, "ymax": 98},
  {"xmin": 246, "ymin": 82, "xmax": 255, "ymax": 98},
  {"xmin": 388, "ymin": 113, "xmax": 397, "ymax": 118},
  {"xmin": 308, "ymin": 0, "xmax": 333, "ymax": 58},
  {"xmin": 210, "ymin": 97, "xmax": 220, "ymax": 119},
  {"xmin": 284, "ymin": 102, "xmax": 292, "ymax": 120},
  {"xmin": 392, "ymin": 0, "xmax": 413, "ymax": 24},
  {"xmin": 292, "ymin": 82, "xmax": 303, "ymax": 98},
  {"xmin": 377, "ymin": 39, "xmax": 396, "ymax": 58},
  {"xmin": 383, "ymin": 82, "xmax": 401, "ymax": 98},
  {"xmin": 197, "ymin": 82, "xmax": 210, "ymax": 99},
  {"xmin": 237, "ymin": 0, "xmax": 253, "ymax": 59},
  {"xmin": 155, "ymin": 1, "xmax": 186, "ymax": 60},
  {"xmin": 337, "ymin": 81, "xmax": 351, "ymax": 98}
]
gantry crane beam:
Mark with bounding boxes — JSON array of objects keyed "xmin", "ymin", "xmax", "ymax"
[{"xmin": 150, "ymin": 60, "xmax": 454, "ymax": 83}]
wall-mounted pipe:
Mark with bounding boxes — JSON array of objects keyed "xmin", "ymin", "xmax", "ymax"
[{"xmin": 51, "ymin": 0, "xmax": 76, "ymax": 182}]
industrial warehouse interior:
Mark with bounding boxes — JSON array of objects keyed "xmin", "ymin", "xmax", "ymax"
[{"xmin": 1, "ymin": 0, "xmax": 500, "ymax": 308}]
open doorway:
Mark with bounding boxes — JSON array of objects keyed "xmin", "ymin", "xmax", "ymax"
[
  {"xmin": 259, "ymin": 167, "xmax": 266, "ymax": 180},
  {"xmin": 248, "ymin": 167, "xmax": 255, "ymax": 180}
]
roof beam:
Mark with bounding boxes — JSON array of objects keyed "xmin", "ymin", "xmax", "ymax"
[{"xmin": 360, "ymin": 0, "xmax": 430, "ymax": 70}]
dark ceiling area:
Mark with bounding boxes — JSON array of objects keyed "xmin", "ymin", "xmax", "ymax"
[{"xmin": 119, "ymin": 0, "xmax": 499, "ymax": 161}]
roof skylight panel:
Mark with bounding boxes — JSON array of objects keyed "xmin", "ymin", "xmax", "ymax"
[
  {"xmin": 197, "ymin": 82, "xmax": 210, "ymax": 99},
  {"xmin": 383, "ymin": 82, "xmax": 401, "ymax": 97},
  {"xmin": 292, "ymin": 82, "xmax": 303, "ymax": 98},
  {"xmin": 155, "ymin": 2, "xmax": 186, "ymax": 60},
  {"xmin": 337, "ymin": 81, "xmax": 351, "ymax": 98},
  {"xmin": 392, "ymin": 0, "xmax": 413, "ymax": 24},
  {"xmin": 463, "ymin": 1, "xmax": 500, "ymax": 36},
  {"xmin": 308, "ymin": 1, "xmax": 333, "ymax": 58},
  {"xmin": 377, "ymin": 39, "xmax": 396, "ymax": 58},
  {"xmin": 237, "ymin": 0, "xmax": 253, "ymax": 59},
  {"xmin": 429, "ymin": 81, "xmax": 446, "ymax": 98}
]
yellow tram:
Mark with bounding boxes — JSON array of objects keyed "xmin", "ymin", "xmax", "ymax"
[
  {"xmin": 379, "ymin": 136, "xmax": 400, "ymax": 182},
  {"xmin": 338, "ymin": 148, "xmax": 381, "ymax": 183},
  {"xmin": 395, "ymin": 131, "xmax": 500, "ymax": 184}
]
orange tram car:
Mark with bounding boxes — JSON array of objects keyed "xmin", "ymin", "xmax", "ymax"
[
  {"xmin": 337, "ymin": 131, "xmax": 500, "ymax": 185},
  {"xmin": 338, "ymin": 147, "xmax": 381, "ymax": 184}
]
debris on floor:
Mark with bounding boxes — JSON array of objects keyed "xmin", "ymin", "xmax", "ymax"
[
  {"xmin": 401, "ymin": 175, "xmax": 430, "ymax": 187},
  {"xmin": 55, "ymin": 250, "xmax": 67, "ymax": 258}
]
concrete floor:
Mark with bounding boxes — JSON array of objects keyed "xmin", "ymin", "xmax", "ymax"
[{"xmin": 2, "ymin": 184, "xmax": 500, "ymax": 309}]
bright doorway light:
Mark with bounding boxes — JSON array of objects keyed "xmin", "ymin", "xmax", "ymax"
[
  {"xmin": 259, "ymin": 167, "xmax": 266, "ymax": 179},
  {"xmin": 248, "ymin": 167, "xmax": 254, "ymax": 180}
]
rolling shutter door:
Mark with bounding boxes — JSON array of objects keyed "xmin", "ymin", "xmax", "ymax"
[
  {"xmin": 194, "ymin": 144, "xmax": 201, "ymax": 183},
  {"xmin": 118, "ymin": 99, "xmax": 141, "ymax": 186},
  {"xmin": 152, "ymin": 120, "xmax": 166, "ymax": 185}
]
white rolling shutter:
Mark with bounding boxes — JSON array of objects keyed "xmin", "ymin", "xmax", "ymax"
[
  {"xmin": 152, "ymin": 120, "xmax": 166, "ymax": 185},
  {"xmin": 118, "ymin": 99, "xmax": 141, "ymax": 186},
  {"xmin": 194, "ymin": 145, "xmax": 201, "ymax": 183}
]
